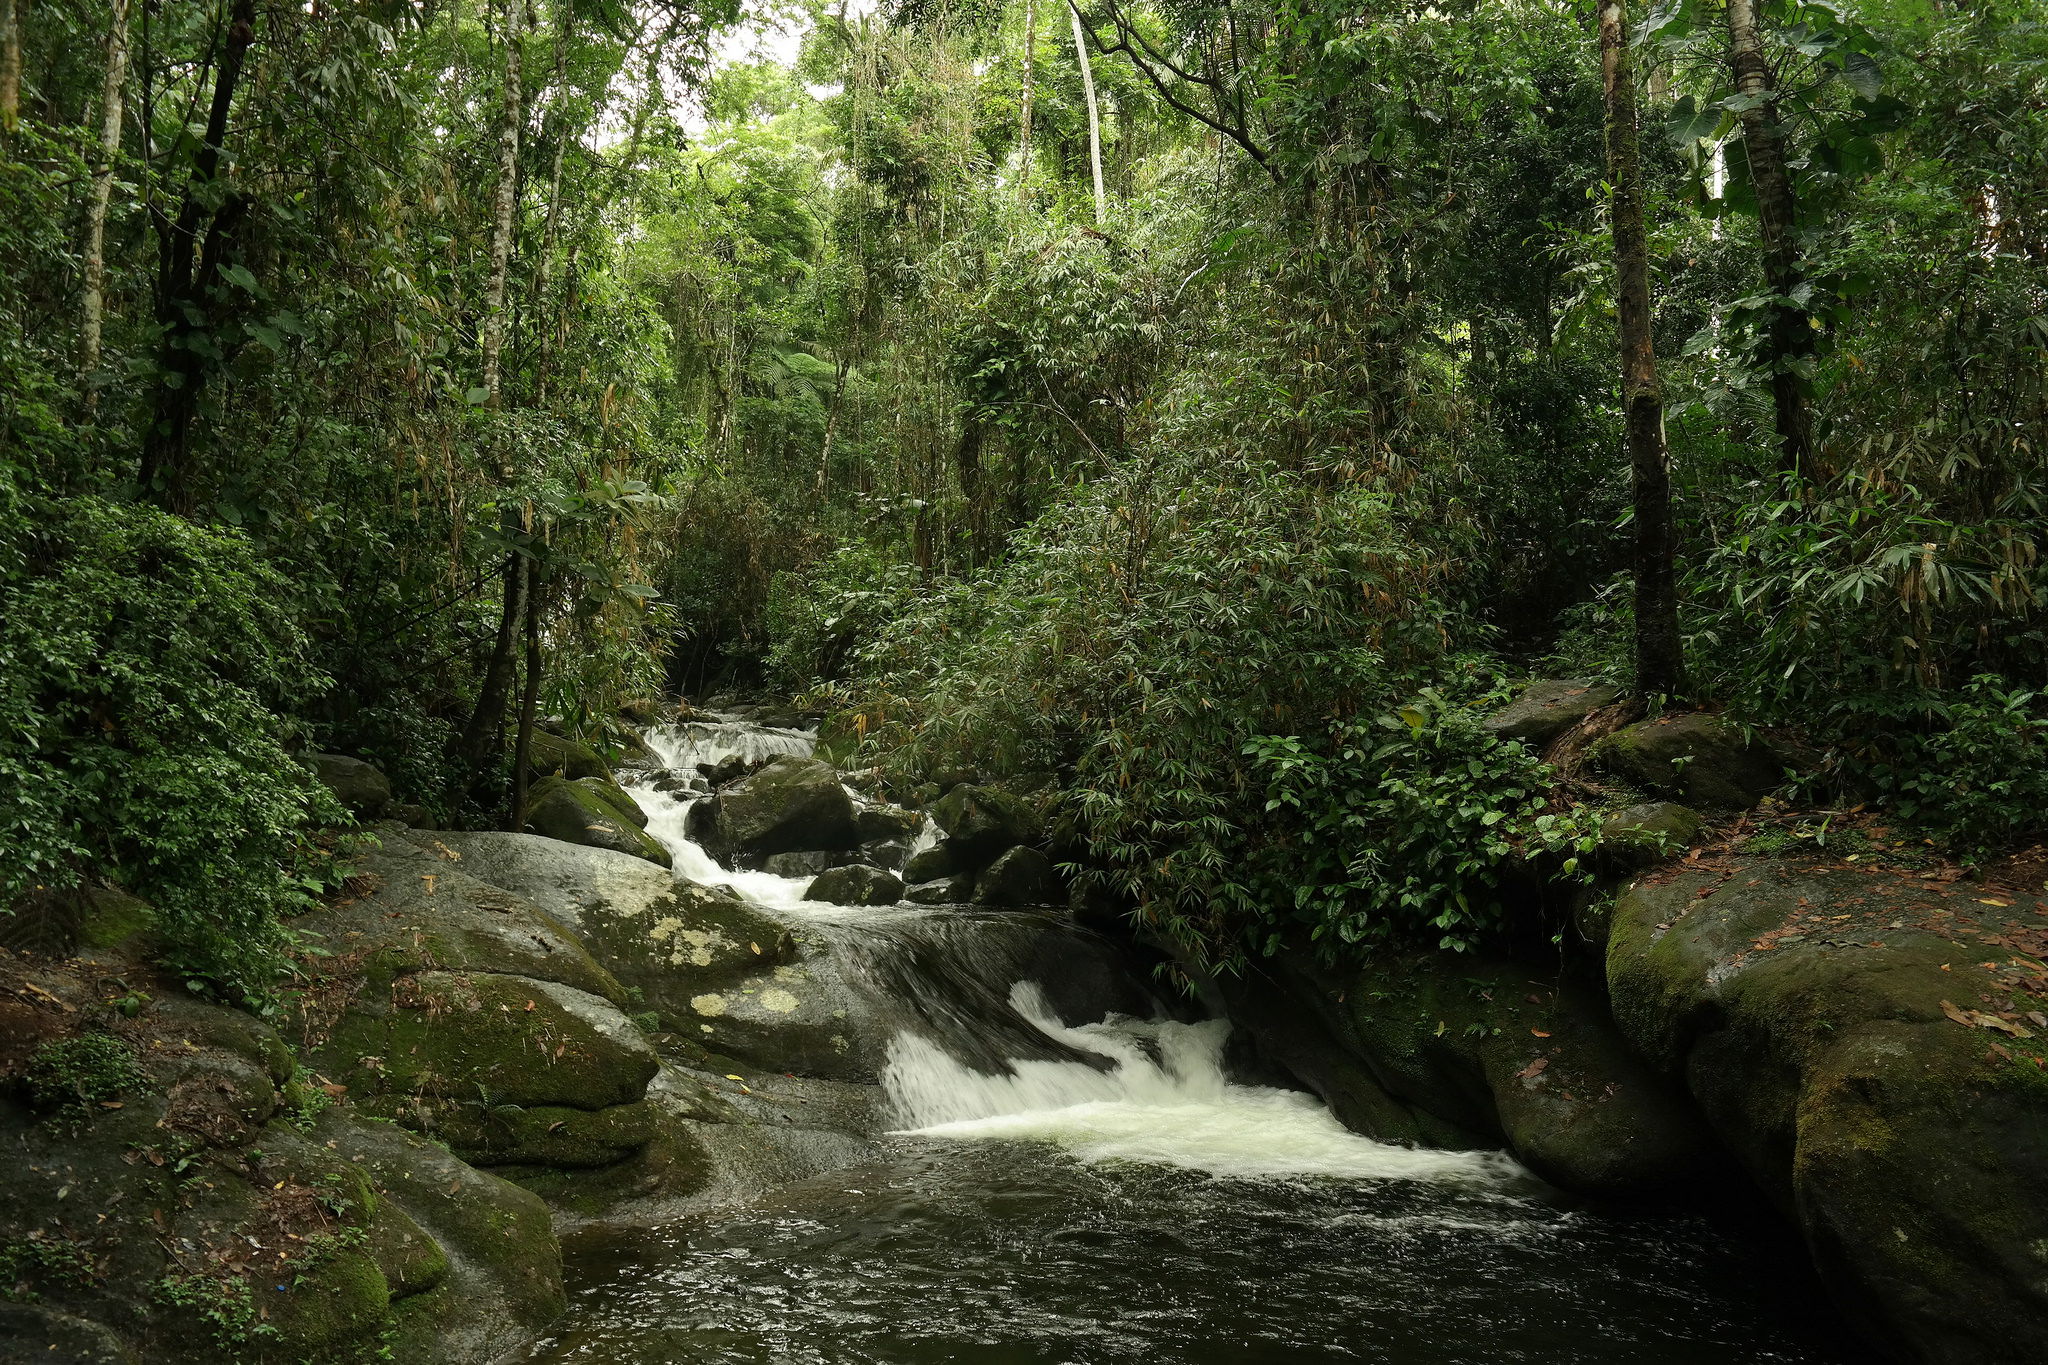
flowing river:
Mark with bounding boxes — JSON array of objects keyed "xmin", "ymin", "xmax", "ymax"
[{"xmin": 516, "ymin": 719, "xmax": 1846, "ymax": 1365}]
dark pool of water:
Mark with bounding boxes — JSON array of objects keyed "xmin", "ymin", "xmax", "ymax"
[{"xmin": 517, "ymin": 1137, "xmax": 1849, "ymax": 1365}]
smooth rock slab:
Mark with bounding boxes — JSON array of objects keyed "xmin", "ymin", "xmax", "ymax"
[{"xmin": 1483, "ymin": 679, "xmax": 1620, "ymax": 748}]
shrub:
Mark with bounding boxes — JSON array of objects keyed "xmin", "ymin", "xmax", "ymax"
[
  {"xmin": 20, "ymin": 1033, "xmax": 149, "ymax": 1134},
  {"xmin": 0, "ymin": 495, "xmax": 344, "ymax": 1004}
]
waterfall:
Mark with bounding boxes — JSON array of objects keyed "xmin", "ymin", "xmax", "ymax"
[
  {"xmin": 883, "ymin": 982, "xmax": 1520, "ymax": 1184},
  {"xmin": 625, "ymin": 711, "xmax": 1520, "ymax": 1188}
]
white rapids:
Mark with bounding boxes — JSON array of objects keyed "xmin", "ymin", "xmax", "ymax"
[{"xmin": 885, "ymin": 982, "xmax": 1523, "ymax": 1187}]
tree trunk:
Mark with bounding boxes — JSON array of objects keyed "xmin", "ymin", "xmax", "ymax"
[
  {"xmin": 0, "ymin": 0, "xmax": 21, "ymax": 136},
  {"xmin": 1725, "ymin": 0, "xmax": 1812, "ymax": 479},
  {"xmin": 138, "ymin": 0, "xmax": 257, "ymax": 512},
  {"xmin": 80, "ymin": 0, "xmax": 131, "ymax": 387},
  {"xmin": 1017, "ymin": 0, "xmax": 1036, "ymax": 200},
  {"xmin": 508, "ymin": 558, "xmax": 544, "ymax": 831},
  {"xmin": 1599, "ymin": 0, "xmax": 1684, "ymax": 698},
  {"xmin": 480, "ymin": 0, "xmax": 528, "ymax": 408},
  {"xmin": 532, "ymin": 0, "xmax": 573, "ymax": 399},
  {"xmin": 458, "ymin": 539, "xmax": 527, "ymax": 801},
  {"xmin": 1068, "ymin": 1, "xmax": 1105, "ymax": 225}
]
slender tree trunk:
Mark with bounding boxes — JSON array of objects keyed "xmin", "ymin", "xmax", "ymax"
[
  {"xmin": 1017, "ymin": 0, "xmax": 1036, "ymax": 200},
  {"xmin": 533, "ymin": 1, "xmax": 573, "ymax": 399},
  {"xmin": 1725, "ymin": 0, "xmax": 1812, "ymax": 479},
  {"xmin": 0, "ymin": 0, "xmax": 21, "ymax": 136},
  {"xmin": 480, "ymin": 0, "xmax": 528, "ymax": 408},
  {"xmin": 80, "ymin": 0, "xmax": 132, "ymax": 387},
  {"xmin": 1068, "ymin": 1, "xmax": 1105, "ymax": 225},
  {"xmin": 139, "ymin": 0, "xmax": 257, "ymax": 511},
  {"xmin": 458, "ymin": 538, "xmax": 527, "ymax": 800},
  {"xmin": 1599, "ymin": 0, "xmax": 1684, "ymax": 697},
  {"xmin": 508, "ymin": 558, "xmax": 544, "ymax": 831}
]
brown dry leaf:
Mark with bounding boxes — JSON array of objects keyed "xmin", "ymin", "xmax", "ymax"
[
  {"xmin": 1516, "ymin": 1058, "xmax": 1549, "ymax": 1080},
  {"xmin": 1531, "ymin": 1029, "xmax": 1551, "ymax": 1038},
  {"xmin": 1941, "ymin": 999, "xmax": 1974, "ymax": 1026}
]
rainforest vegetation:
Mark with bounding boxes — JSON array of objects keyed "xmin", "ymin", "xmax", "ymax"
[{"xmin": 2, "ymin": 0, "xmax": 2044, "ymax": 1000}]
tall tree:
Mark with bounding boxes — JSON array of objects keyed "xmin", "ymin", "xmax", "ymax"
[
  {"xmin": 1017, "ymin": 0, "xmax": 1036, "ymax": 200},
  {"xmin": 1725, "ymin": 0, "xmax": 1813, "ymax": 478},
  {"xmin": 1068, "ymin": 0, "xmax": 1105, "ymax": 224},
  {"xmin": 138, "ymin": 0, "xmax": 259, "ymax": 511},
  {"xmin": 0, "ymin": 0, "xmax": 19, "ymax": 135},
  {"xmin": 79, "ymin": 0, "xmax": 132, "ymax": 387},
  {"xmin": 481, "ymin": 0, "xmax": 530, "ymax": 408},
  {"xmin": 1599, "ymin": 0, "xmax": 1684, "ymax": 696}
]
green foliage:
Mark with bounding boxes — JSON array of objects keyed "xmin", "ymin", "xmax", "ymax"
[
  {"xmin": 153, "ymin": 1273, "xmax": 274, "ymax": 1353},
  {"xmin": 1248, "ymin": 692, "xmax": 1598, "ymax": 956},
  {"xmin": 19, "ymin": 1033, "xmax": 149, "ymax": 1134},
  {"xmin": 1873, "ymin": 678, "xmax": 2048, "ymax": 862},
  {"xmin": 0, "ymin": 496, "xmax": 343, "ymax": 1003},
  {"xmin": 0, "ymin": 1234, "xmax": 97, "ymax": 1303}
]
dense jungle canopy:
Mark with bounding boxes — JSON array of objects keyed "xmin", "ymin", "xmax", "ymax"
[{"xmin": 1, "ymin": 0, "xmax": 2044, "ymax": 1001}]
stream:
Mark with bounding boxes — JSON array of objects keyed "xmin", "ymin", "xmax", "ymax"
[{"xmin": 516, "ymin": 718, "xmax": 1847, "ymax": 1365}]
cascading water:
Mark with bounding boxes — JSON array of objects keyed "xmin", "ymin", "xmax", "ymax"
[{"xmin": 519, "ymin": 713, "xmax": 1849, "ymax": 1365}]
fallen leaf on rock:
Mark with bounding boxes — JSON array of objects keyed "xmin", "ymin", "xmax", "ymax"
[
  {"xmin": 1516, "ymin": 1058, "xmax": 1549, "ymax": 1080},
  {"xmin": 1531, "ymin": 1029, "xmax": 1551, "ymax": 1038}
]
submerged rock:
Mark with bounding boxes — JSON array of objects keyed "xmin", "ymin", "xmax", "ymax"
[
  {"xmin": 1597, "ymin": 713, "xmax": 1802, "ymax": 812},
  {"xmin": 805, "ymin": 864, "xmax": 904, "ymax": 907},
  {"xmin": 1607, "ymin": 855, "xmax": 2048, "ymax": 1365},
  {"xmin": 1483, "ymin": 679, "xmax": 1620, "ymax": 748}
]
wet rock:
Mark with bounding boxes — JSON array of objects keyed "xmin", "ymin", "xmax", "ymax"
[
  {"xmin": 1596, "ymin": 713, "xmax": 1804, "ymax": 812},
  {"xmin": 1218, "ymin": 947, "xmax": 1718, "ymax": 1194},
  {"xmin": 1607, "ymin": 857, "xmax": 2048, "ymax": 1364},
  {"xmin": 804, "ymin": 865, "xmax": 904, "ymax": 907},
  {"xmin": 903, "ymin": 844, "xmax": 959, "ymax": 885},
  {"xmin": 855, "ymin": 804, "xmax": 924, "ymax": 844},
  {"xmin": 862, "ymin": 838, "xmax": 912, "ymax": 871},
  {"xmin": 524, "ymin": 775, "xmax": 671, "ymax": 867},
  {"xmin": 702, "ymin": 754, "xmax": 752, "ymax": 787},
  {"xmin": 905, "ymin": 875, "xmax": 975, "ymax": 906},
  {"xmin": 308, "ymin": 752, "xmax": 391, "ymax": 820},
  {"xmin": 1483, "ymin": 679, "xmax": 1620, "ymax": 748},
  {"xmin": 762, "ymin": 850, "xmax": 837, "ymax": 878},
  {"xmin": 973, "ymin": 846, "xmax": 1057, "ymax": 907},
  {"xmin": 714, "ymin": 755, "xmax": 860, "ymax": 858},
  {"xmin": 931, "ymin": 784, "xmax": 1042, "ymax": 862},
  {"xmin": 572, "ymin": 775, "xmax": 649, "ymax": 828}
]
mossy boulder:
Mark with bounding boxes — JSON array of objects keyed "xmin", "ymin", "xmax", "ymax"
[
  {"xmin": 524, "ymin": 731, "xmax": 611, "ymax": 782},
  {"xmin": 307, "ymin": 752, "xmax": 392, "ymax": 821},
  {"xmin": 1597, "ymin": 801, "xmax": 1704, "ymax": 867},
  {"xmin": 903, "ymin": 844, "xmax": 959, "ymax": 885},
  {"xmin": 712, "ymin": 755, "xmax": 860, "ymax": 859},
  {"xmin": 1218, "ymin": 946, "xmax": 1717, "ymax": 1195},
  {"xmin": 1484, "ymin": 679, "xmax": 1620, "ymax": 748},
  {"xmin": 1607, "ymin": 856, "xmax": 2048, "ymax": 1364},
  {"xmin": 1596, "ymin": 713, "xmax": 1802, "ymax": 812},
  {"xmin": 931, "ymin": 784, "xmax": 1042, "ymax": 862},
  {"xmin": 573, "ymin": 776, "xmax": 649, "ymax": 828},
  {"xmin": 803, "ymin": 864, "xmax": 902, "ymax": 906},
  {"xmin": 524, "ymin": 775, "xmax": 670, "ymax": 867},
  {"xmin": 318, "ymin": 971, "xmax": 658, "ymax": 1116},
  {"xmin": 854, "ymin": 804, "xmax": 924, "ymax": 843},
  {"xmin": 973, "ymin": 846, "xmax": 1057, "ymax": 908}
]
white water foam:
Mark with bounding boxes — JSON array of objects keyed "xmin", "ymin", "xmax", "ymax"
[
  {"xmin": 886, "ymin": 983, "xmax": 1524, "ymax": 1186},
  {"xmin": 643, "ymin": 719, "xmax": 815, "ymax": 772}
]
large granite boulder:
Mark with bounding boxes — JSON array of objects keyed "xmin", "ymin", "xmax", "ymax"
[
  {"xmin": 973, "ymin": 846, "xmax": 1057, "ymax": 907},
  {"xmin": 712, "ymin": 755, "xmax": 860, "ymax": 859},
  {"xmin": 524, "ymin": 731, "xmax": 611, "ymax": 782},
  {"xmin": 1607, "ymin": 854, "xmax": 2048, "ymax": 1364}
]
